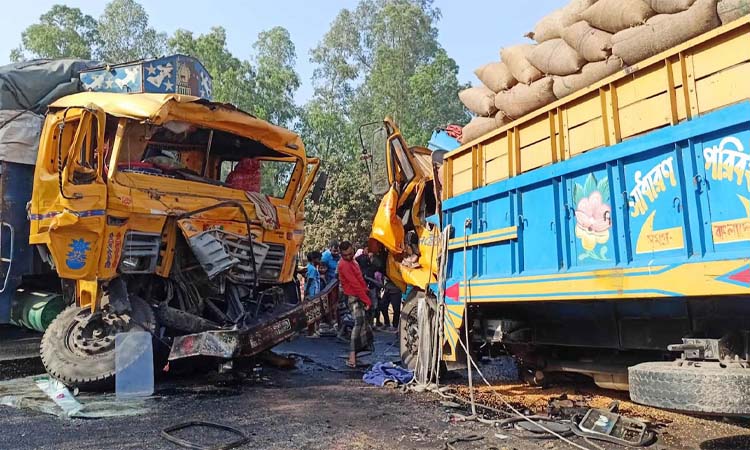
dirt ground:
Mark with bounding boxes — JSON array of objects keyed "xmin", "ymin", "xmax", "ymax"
[{"xmin": 0, "ymin": 330, "xmax": 748, "ymax": 450}]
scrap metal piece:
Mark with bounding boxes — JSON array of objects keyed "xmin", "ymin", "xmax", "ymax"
[
  {"xmin": 572, "ymin": 408, "xmax": 655, "ymax": 447},
  {"xmin": 188, "ymin": 231, "xmax": 238, "ymax": 279},
  {"xmin": 168, "ymin": 295, "xmax": 325, "ymax": 361}
]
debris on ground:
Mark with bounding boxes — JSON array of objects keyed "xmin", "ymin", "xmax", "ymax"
[
  {"xmin": 0, "ymin": 375, "xmax": 149, "ymax": 418},
  {"xmin": 362, "ymin": 362, "xmax": 413, "ymax": 388}
]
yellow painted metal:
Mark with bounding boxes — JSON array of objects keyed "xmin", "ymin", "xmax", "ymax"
[
  {"xmin": 444, "ymin": 17, "xmax": 750, "ymax": 199},
  {"xmin": 447, "ymin": 226, "xmax": 518, "ymax": 250},
  {"xmin": 30, "ymin": 92, "xmax": 312, "ymax": 311}
]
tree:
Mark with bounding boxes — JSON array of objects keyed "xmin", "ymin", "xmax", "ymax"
[
  {"xmin": 168, "ymin": 27, "xmax": 255, "ymax": 111},
  {"xmin": 11, "ymin": 5, "xmax": 99, "ymax": 61},
  {"xmin": 97, "ymin": 0, "xmax": 166, "ymax": 62},
  {"xmin": 253, "ymin": 27, "xmax": 301, "ymax": 127},
  {"xmin": 299, "ymin": 0, "xmax": 468, "ymax": 250}
]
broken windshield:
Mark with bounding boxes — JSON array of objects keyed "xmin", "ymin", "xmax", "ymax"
[{"xmin": 113, "ymin": 120, "xmax": 297, "ymax": 199}]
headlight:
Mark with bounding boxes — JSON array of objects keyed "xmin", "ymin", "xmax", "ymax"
[{"xmin": 260, "ymin": 269, "xmax": 280, "ymax": 280}]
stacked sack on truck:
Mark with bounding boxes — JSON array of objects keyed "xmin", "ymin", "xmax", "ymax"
[{"xmin": 459, "ymin": 0, "xmax": 750, "ymax": 143}]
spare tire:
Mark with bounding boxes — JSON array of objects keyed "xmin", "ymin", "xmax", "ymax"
[
  {"xmin": 629, "ymin": 361, "xmax": 750, "ymax": 415},
  {"xmin": 41, "ymin": 295, "xmax": 156, "ymax": 390}
]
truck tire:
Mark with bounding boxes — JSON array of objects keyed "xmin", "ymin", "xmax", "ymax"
[
  {"xmin": 629, "ymin": 361, "xmax": 750, "ymax": 415},
  {"xmin": 40, "ymin": 295, "xmax": 156, "ymax": 390},
  {"xmin": 399, "ymin": 294, "xmax": 420, "ymax": 371}
]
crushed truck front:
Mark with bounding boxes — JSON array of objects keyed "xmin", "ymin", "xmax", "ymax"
[{"xmin": 29, "ymin": 91, "xmax": 322, "ymax": 387}]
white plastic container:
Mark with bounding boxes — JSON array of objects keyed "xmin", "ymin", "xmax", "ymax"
[{"xmin": 115, "ymin": 331, "xmax": 154, "ymax": 399}]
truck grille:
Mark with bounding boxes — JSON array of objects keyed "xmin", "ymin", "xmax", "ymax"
[{"xmin": 259, "ymin": 244, "xmax": 285, "ymax": 282}]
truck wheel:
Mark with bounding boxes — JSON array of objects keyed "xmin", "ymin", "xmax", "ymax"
[
  {"xmin": 40, "ymin": 295, "xmax": 156, "ymax": 390},
  {"xmin": 629, "ymin": 361, "xmax": 750, "ymax": 415},
  {"xmin": 399, "ymin": 294, "xmax": 420, "ymax": 371}
]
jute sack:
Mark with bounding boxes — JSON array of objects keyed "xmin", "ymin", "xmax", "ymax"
[
  {"xmin": 717, "ymin": 0, "xmax": 750, "ymax": 23},
  {"xmin": 528, "ymin": 39, "xmax": 587, "ymax": 76},
  {"xmin": 560, "ymin": 0, "xmax": 601, "ymax": 26},
  {"xmin": 552, "ymin": 57, "xmax": 624, "ymax": 98},
  {"xmin": 643, "ymin": 0, "xmax": 696, "ymax": 12},
  {"xmin": 612, "ymin": 0, "xmax": 720, "ymax": 65},
  {"xmin": 459, "ymin": 86, "xmax": 497, "ymax": 116},
  {"xmin": 581, "ymin": 0, "xmax": 656, "ymax": 33},
  {"xmin": 531, "ymin": 9, "xmax": 565, "ymax": 42},
  {"xmin": 474, "ymin": 62, "xmax": 518, "ymax": 92},
  {"xmin": 495, "ymin": 110, "xmax": 511, "ymax": 127},
  {"xmin": 461, "ymin": 117, "xmax": 499, "ymax": 144},
  {"xmin": 495, "ymin": 77, "xmax": 557, "ymax": 119},
  {"xmin": 562, "ymin": 21, "xmax": 613, "ymax": 62},
  {"xmin": 501, "ymin": 45, "xmax": 544, "ymax": 84}
]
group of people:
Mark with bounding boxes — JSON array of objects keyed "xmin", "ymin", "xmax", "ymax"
[{"xmin": 300, "ymin": 240, "xmax": 403, "ymax": 368}]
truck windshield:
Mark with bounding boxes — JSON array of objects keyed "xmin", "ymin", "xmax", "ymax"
[
  {"xmin": 219, "ymin": 159, "xmax": 295, "ymax": 199},
  {"xmin": 114, "ymin": 120, "xmax": 297, "ymax": 199}
]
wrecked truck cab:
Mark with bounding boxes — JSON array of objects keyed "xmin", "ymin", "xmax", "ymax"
[{"xmin": 29, "ymin": 92, "xmax": 320, "ymax": 388}]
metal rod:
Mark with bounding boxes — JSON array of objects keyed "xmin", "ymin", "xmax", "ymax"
[
  {"xmin": 202, "ymin": 129, "xmax": 214, "ymax": 177},
  {"xmin": 462, "ymin": 218, "xmax": 476, "ymax": 417}
]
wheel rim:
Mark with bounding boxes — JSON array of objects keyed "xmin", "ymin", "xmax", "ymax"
[
  {"xmin": 65, "ymin": 310, "xmax": 134, "ymax": 358},
  {"xmin": 402, "ymin": 304, "xmax": 420, "ymax": 359}
]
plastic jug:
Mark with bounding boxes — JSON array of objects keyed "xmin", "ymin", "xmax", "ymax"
[{"xmin": 115, "ymin": 331, "xmax": 154, "ymax": 399}]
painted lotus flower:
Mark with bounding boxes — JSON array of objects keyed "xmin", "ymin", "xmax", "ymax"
[
  {"xmin": 575, "ymin": 191, "xmax": 611, "ymax": 250},
  {"xmin": 573, "ymin": 174, "xmax": 611, "ymax": 260}
]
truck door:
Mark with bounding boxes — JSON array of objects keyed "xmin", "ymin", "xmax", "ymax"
[{"xmin": 38, "ymin": 106, "xmax": 108, "ymax": 281}]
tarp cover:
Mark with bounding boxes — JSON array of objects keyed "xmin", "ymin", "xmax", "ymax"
[
  {"xmin": 0, "ymin": 59, "xmax": 98, "ymax": 113},
  {"xmin": 0, "ymin": 110, "xmax": 44, "ymax": 165},
  {"xmin": 0, "ymin": 59, "xmax": 98, "ymax": 165}
]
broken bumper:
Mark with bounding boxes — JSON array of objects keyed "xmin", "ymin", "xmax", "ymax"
[{"xmin": 168, "ymin": 298, "xmax": 326, "ymax": 361}]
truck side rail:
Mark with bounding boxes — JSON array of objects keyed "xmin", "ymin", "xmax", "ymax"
[{"xmin": 444, "ymin": 16, "xmax": 750, "ymax": 199}]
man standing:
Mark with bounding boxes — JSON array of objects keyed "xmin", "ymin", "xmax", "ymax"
[
  {"xmin": 304, "ymin": 251, "xmax": 323, "ymax": 337},
  {"xmin": 321, "ymin": 240, "xmax": 340, "ymax": 280},
  {"xmin": 337, "ymin": 241, "xmax": 373, "ymax": 368}
]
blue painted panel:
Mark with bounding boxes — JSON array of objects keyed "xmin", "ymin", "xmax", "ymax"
[
  {"xmin": 80, "ymin": 55, "xmax": 213, "ymax": 100},
  {"xmin": 0, "ymin": 162, "xmax": 35, "ymax": 323},
  {"xmin": 568, "ymin": 166, "xmax": 615, "ymax": 267},
  {"xmin": 622, "ymin": 144, "xmax": 688, "ymax": 262},
  {"xmin": 698, "ymin": 124, "xmax": 750, "ymax": 256},
  {"xmin": 441, "ymin": 101, "xmax": 750, "ymax": 291},
  {"xmin": 519, "ymin": 183, "xmax": 559, "ymax": 273},
  {"xmin": 479, "ymin": 194, "xmax": 513, "ymax": 277}
]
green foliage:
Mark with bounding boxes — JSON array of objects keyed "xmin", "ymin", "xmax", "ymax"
[
  {"xmin": 11, "ymin": 4, "xmax": 99, "ymax": 61},
  {"xmin": 300, "ymin": 0, "xmax": 468, "ymax": 251},
  {"xmin": 97, "ymin": 0, "xmax": 167, "ymax": 62},
  {"xmin": 253, "ymin": 27, "xmax": 301, "ymax": 127},
  {"xmin": 168, "ymin": 27, "xmax": 255, "ymax": 111}
]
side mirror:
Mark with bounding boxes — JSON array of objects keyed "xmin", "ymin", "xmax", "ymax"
[{"xmin": 311, "ymin": 171, "xmax": 328, "ymax": 204}]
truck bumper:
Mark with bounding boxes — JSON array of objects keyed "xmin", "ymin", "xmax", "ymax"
[{"xmin": 168, "ymin": 296, "xmax": 326, "ymax": 361}]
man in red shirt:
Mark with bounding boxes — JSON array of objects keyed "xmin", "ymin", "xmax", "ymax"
[{"xmin": 337, "ymin": 241, "xmax": 373, "ymax": 368}]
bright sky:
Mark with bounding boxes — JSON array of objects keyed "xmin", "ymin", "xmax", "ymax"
[{"xmin": 0, "ymin": 0, "xmax": 568, "ymax": 105}]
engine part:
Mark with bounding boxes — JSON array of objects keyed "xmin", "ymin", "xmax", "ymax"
[
  {"xmin": 120, "ymin": 232, "xmax": 161, "ymax": 274},
  {"xmin": 188, "ymin": 231, "xmax": 238, "ymax": 279},
  {"xmin": 155, "ymin": 305, "xmax": 220, "ymax": 333}
]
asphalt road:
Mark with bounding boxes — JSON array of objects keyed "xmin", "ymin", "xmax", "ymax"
[{"xmin": 0, "ymin": 330, "xmax": 748, "ymax": 450}]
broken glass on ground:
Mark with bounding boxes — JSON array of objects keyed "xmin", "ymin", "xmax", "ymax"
[{"xmin": 0, "ymin": 375, "xmax": 149, "ymax": 419}]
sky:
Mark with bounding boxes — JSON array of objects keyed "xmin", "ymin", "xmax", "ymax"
[{"xmin": 0, "ymin": 0, "xmax": 568, "ymax": 105}]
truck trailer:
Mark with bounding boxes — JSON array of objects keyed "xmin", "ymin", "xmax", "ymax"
[{"xmin": 367, "ymin": 16, "xmax": 750, "ymax": 415}]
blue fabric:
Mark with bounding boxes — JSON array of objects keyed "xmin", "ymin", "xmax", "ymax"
[
  {"xmin": 321, "ymin": 249, "xmax": 339, "ymax": 278},
  {"xmin": 305, "ymin": 263, "xmax": 320, "ymax": 298},
  {"xmin": 362, "ymin": 362, "xmax": 414, "ymax": 387}
]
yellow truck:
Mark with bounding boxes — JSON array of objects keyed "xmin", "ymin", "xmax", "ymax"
[{"xmin": 4, "ymin": 56, "xmax": 326, "ymax": 387}]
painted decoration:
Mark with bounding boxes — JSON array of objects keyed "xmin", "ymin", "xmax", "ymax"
[
  {"xmin": 79, "ymin": 55, "xmax": 213, "ymax": 100},
  {"xmin": 65, "ymin": 239, "xmax": 91, "ymax": 270},
  {"xmin": 573, "ymin": 173, "xmax": 611, "ymax": 261}
]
